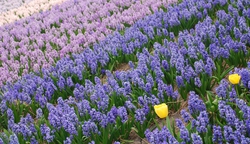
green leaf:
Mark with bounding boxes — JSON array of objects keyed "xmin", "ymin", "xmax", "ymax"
[
  {"xmin": 82, "ymin": 135, "xmax": 88, "ymax": 141},
  {"xmin": 205, "ymin": 101, "xmax": 211, "ymax": 109},
  {"xmin": 185, "ymin": 123, "xmax": 191, "ymax": 131},
  {"xmin": 211, "ymin": 76, "xmax": 219, "ymax": 82},
  {"xmin": 206, "ymin": 91, "xmax": 213, "ymax": 104},
  {"xmin": 194, "ymin": 88, "xmax": 202, "ymax": 95},
  {"xmin": 109, "ymin": 61, "xmax": 117, "ymax": 71},
  {"xmin": 208, "ymin": 126, "xmax": 212, "ymax": 137},
  {"xmin": 216, "ymin": 117, "xmax": 224, "ymax": 127},
  {"xmin": 166, "ymin": 117, "xmax": 174, "ymax": 136},
  {"xmin": 153, "ymin": 119, "xmax": 161, "ymax": 130},
  {"xmin": 220, "ymin": 65, "xmax": 235, "ymax": 79},
  {"xmin": 205, "ymin": 126, "xmax": 212, "ymax": 144},
  {"xmin": 212, "ymin": 98, "xmax": 218, "ymax": 105},
  {"xmin": 131, "ymin": 127, "xmax": 138, "ymax": 133},
  {"xmin": 244, "ymin": 94, "xmax": 250, "ymax": 102},
  {"xmin": 216, "ymin": 62, "xmax": 221, "ymax": 77},
  {"xmin": 3, "ymin": 129, "xmax": 11, "ymax": 136},
  {"xmin": 56, "ymin": 140, "xmax": 63, "ymax": 144},
  {"xmin": 121, "ymin": 139, "xmax": 134, "ymax": 143}
]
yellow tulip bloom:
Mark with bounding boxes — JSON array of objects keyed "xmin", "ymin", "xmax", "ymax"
[
  {"xmin": 154, "ymin": 103, "xmax": 168, "ymax": 118},
  {"xmin": 228, "ymin": 74, "xmax": 241, "ymax": 85}
]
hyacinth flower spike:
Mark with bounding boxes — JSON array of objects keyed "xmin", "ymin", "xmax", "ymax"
[{"xmin": 154, "ymin": 103, "xmax": 168, "ymax": 118}]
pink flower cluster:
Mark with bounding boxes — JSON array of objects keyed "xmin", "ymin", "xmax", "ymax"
[
  {"xmin": 0, "ymin": 0, "xmax": 33, "ymax": 13},
  {"xmin": 0, "ymin": 0, "xmax": 67, "ymax": 26},
  {"xmin": 0, "ymin": 0, "xmax": 177, "ymax": 86}
]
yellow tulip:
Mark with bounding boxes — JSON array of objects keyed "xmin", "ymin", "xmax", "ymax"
[
  {"xmin": 228, "ymin": 74, "xmax": 241, "ymax": 85},
  {"xmin": 154, "ymin": 103, "xmax": 168, "ymax": 118}
]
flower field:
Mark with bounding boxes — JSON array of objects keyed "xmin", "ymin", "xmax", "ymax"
[
  {"xmin": 0, "ymin": 0, "xmax": 172, "ymax": 86},
  {"xmin": 0, "ymin": 0, "xmax": 250, "ymax": 143}
]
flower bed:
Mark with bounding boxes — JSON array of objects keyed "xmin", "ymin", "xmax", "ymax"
[
  {"xmin": 0, "ymin": 0, "xmax": 175, "ymax": 86},
  {"xmin": 0, "ymin": 0, "xmax": 250, "ymax": 143}
]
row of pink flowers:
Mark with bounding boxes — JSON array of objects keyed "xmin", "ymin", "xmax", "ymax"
[
  {"xmin": 0, "ymin": 0, "xmax": 33, "ymax": 14},
  {"xmin": 0, "ymin": 0, "xmax": 67, "ymax": 26}
]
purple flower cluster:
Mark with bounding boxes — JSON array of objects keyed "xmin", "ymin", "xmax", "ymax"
[
  {"xmin": 188, "ymin": 91, "xmax": 206, "ymax": 115},
  {"xmin": 47, "ymin": 98, "xmax": 79, "ymax": 135},
  {"xmin": 82, "ymin": 120, "xmax": 100, "ymax": 137},
  {"xmin": 6, "ymin": 109, "xmax": 38, "ymax": 142},
  {"xmin": 239, "ymin": 68, "xmax": 250, "ymax": 90},
  {"xmin": 176, "ymin": 119, "xmax": 190, "ymax": 142},
  {"xmin": 191, "ymin": 133, "xmax": 203, "ymax": 144},
  {"xmin": 213, "ymin": 125, "xmax": 223, "ymax": 143},
  {"xmin": 180, "ymin": 109, "xmax": 191, "ymax": 123},
  {"xmin": 218, "ymin": 100, "xmax": 238, "ymax": 126},
  {"xmin": 191, "ymin": 111, "xmax": 209, "ymax": 133},
  {"xmin": 40, "ymin": 124, "xmax": 54, "ymax": 142},
  {"xmin": 145, "ymin": 126, "xmax": 178, "ymax": 144},
  {"xmin": 216, "ymin": 80, "xmax": 229, "ymax": 98}
]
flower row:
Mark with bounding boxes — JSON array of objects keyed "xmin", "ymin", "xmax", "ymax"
[
  {"xmin": 0, "ymin": 0, "xmax": 68, "ymax": 25},
  {"xmin": 0, "ymin": 0, "xmax": 34, "ymax": 13}
]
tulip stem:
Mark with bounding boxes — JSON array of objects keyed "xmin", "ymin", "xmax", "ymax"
[{"xmin": 235, "ymin": 85, "xmax": 239, "ymax": 97}]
